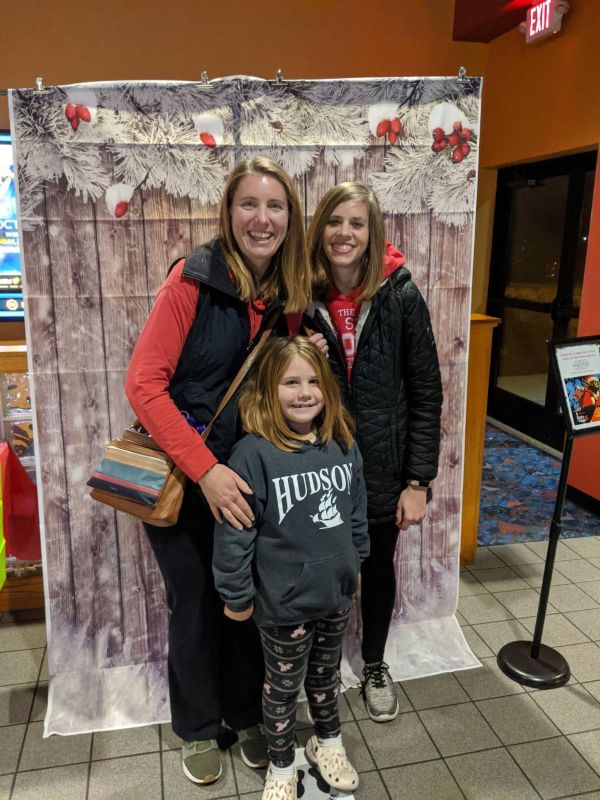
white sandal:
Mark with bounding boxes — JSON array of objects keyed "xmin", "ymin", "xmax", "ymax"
[
  {"xmin": 304, "ymin": 735, "xmax": 359, "ymax": 792},
  {"xmin": 262, "ymin": 765, "xmax": 297, "ymax": 800}
]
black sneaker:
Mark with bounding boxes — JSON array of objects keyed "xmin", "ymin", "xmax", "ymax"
[{"xmin": 362, "ymin": 661, "xmax": 399, "ymax": 722}]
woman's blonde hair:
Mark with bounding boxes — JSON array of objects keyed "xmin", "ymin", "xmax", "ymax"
[
  {"xmin": 307, "ymin": 182, "xmax": 386, "ymax": 302},
  {"xmin": 238, "ymin": 336, "xmax": 354, "ymax": 452},
  {"xmin": 219, "ymin": 157, "xmax": 311, "ymax": 313}
]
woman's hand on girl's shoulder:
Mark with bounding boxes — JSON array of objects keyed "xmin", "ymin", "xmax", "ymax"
[
  {"xmin": 308, "ymin": 331, "xmax": 329, "ymax": 355},
  {"xmin": 198, "ymin": 463, "xmax": 254, "ymax": 530},
  {"xmin": 224, "ymin": 603, "xmax": 254, "ymax": 621},
  {"xmin": 395, "ymin": 486, "xmax": 428, "ymax": 531}
]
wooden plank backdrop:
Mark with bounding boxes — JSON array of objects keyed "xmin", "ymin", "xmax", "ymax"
[
  {"xmin": 10, "ymin": 78, "xmax": 481, "ymax": 734},
  {"xmin": 22, "ymin": 195, "xmax": 77, "ymax": 636},
  {"xmin": 93, "ymin": 150, "xmax": 168, "ymax": 665}
]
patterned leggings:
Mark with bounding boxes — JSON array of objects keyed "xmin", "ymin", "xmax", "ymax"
[{"xmin": 258, "ymin": 608, "xmax": 350, "ymax": 768}]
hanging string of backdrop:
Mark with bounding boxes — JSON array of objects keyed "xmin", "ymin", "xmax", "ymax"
[{"xmin": 9, "ymin": 76, "xmax": 481, "ymax": 736}]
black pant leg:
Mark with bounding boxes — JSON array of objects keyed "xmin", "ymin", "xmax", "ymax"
[
  {"xmin": 145, "ymin": 489, "xmax": 221, "ymax": 741},
  {"xmin": 220, "ymin": 614, "xmax": 264, "ymax": 731},
  {"xmin": 360, "ymin": 520, "xmax": 400, "ymax": 664},
  {"xmin": 145, "ymin": 485, "xmax": 263, "ymax": 740}
]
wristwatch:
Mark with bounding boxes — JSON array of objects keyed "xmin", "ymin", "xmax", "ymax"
[{"xmin": 407, "ymin": 479, "xmax": 430, "ymax": 489}]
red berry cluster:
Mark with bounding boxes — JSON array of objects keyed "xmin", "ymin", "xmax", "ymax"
[
  {"xmin": 376, "ymin": 117, "xmax": 403, "ymax": 145},
  {"xmin": 65, "ymin": 103, "xmax": 91, "ymax": 131},
  {"xmin": 431, "ymin": 121, "xmax": 473, "ymax": 163}
]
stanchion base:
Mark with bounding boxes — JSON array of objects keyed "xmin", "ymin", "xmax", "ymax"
[{"xmin": 497, "ymin": 640, "xmax": 570, "ymax": 689}]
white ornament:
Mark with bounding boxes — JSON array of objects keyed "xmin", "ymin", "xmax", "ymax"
[
  {"xmin": 105, "ymin": 183, "xmax": 134, "ymax": 218},
  {"xmin": 428, "ymin": 102, "xmax": 469, "ymax": 135},
  {"xmin": 192, "ymin": 113, "xmax": 224, "ymax": 146}
]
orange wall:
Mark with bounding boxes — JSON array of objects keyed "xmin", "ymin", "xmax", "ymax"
[
  {"xmin": 471, "ymin": 0, "xmax": 600, "ymax": 313},
  {"xmin": 476, "ymin": 1, "xmax": 600, "ymax": 502},
  {"xmin": 569, "ymin": 158, "xmax": 600, "ymax": 501},
  {"xmin": 481, "ymin": 0, "xmax": 600, "ymax": 168},
  {"xmin": 0, "ymin": 0, "xmax": 487, "ymax": 130}
]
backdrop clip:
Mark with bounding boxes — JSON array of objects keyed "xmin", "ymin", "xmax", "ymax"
[
  {"xmin": 33, "ymin": 77, "xmax": 49, "ymax": 93},
  {"xmin": 199, "ymin": 71, "xmax": 210, "ymax": 87}
]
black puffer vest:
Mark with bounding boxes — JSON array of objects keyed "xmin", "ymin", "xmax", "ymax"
[
  {"xmin": 308, "ymin": 268, "xmax": 442, "ymax": 525},
  {"xmin": 168, "ymin": 239, "xmax": 287, "ymax": 463}
]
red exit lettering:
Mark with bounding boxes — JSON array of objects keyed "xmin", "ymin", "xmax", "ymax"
[
  {"xmin": 525, "ymin": 0, "xmax": 563, "ymax": 43},
  {"xmin": 530, "ymin": 0, "xmax": 552, "ymax": 36}
]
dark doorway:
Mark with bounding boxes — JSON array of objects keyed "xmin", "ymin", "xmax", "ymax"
[{"xmin": 487, "ymin": 151, "xmax": 597, "ymax": 451}]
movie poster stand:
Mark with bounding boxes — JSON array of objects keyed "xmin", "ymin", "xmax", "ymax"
[{"xmin": 497, "ymin": 335, "xmax": 600, "ymax": 689}]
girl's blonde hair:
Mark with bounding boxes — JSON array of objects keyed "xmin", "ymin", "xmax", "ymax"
[
  {"xmin": 219, "ymin": 157, "xmax": 311, "ymax": 313},
  {"xmin": 307, "ymin": 182, "xmax": 386, "ymax": 302},
  {"xmin": 238, "ymin": 336, "xmax": 354, "ymax": 452}
]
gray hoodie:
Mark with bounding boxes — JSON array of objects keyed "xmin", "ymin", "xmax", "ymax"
[{"xmin": 212, "ymin": 434, "xmax": 369, "ymax": 626}]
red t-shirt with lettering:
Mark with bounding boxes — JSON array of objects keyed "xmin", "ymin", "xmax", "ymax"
[{"xmin": 326, "ymin": 242, "xmax": 406, "ymax": 381}]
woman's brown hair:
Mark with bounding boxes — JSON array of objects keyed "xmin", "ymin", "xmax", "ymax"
[
  {"xmin": 219, "ymin": 157, "xmax": 311, "ymax": 313},
  {"xmin": 307, "ymin": 182, "xmax": 386, "ymax": 302},
  {"xmin": 238, "ymin": 336, "xmax": 354, "ymax": 452}
]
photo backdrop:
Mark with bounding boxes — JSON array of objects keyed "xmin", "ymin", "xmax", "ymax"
[{"xmin": 9, "ymin": 77, "xmax": 481, "ymax": 736}]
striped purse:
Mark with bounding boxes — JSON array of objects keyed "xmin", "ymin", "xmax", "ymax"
[{"xmin": 87, "ymin": 424, "xmax": 186, "ymax": 527}]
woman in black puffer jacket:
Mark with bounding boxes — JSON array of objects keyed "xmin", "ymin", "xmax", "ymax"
[{"xmin": 306, "ymin": 182, "xmax": 442, "ymax": 723}]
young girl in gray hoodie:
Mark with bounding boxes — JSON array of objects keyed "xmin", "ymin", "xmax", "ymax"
[{"xmin": 213, "ymin": 336, "xmax": 369, "ymax": 800}]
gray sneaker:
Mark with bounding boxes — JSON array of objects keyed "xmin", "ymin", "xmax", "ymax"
[
  {"xmin": 362, "ymin": 662, "xmax": 399, "ymax": 722},
  {"xmin": 181, "ymin": 739, "xmax": 222, "ymax": 784},
  {"xmin": 239, "ymin": 724, "xmax": 269, "ymax": 768}
]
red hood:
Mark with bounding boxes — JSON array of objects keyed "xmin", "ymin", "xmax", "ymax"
[{"xmin": 382, "ymin": 241, "xmax": 406, "ymax": 280}]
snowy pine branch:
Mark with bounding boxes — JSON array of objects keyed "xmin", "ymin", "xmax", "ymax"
[{"xmin": 370, "ymin": 145, "xmax": 434, "ymax": 214}]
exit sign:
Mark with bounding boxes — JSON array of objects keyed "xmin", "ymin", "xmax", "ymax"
[{"xmin": 525, "ymin": 0, "xmax": 567, "ymax": 43}]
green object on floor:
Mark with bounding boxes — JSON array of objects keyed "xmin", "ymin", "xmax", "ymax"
[{"xmin": 239, "ymin": 723, "xmax": 269, "ymax": 768}]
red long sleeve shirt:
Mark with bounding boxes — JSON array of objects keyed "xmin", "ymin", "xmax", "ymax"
[{"xmin": 125, "ymin": 260, "xmax": 300, "ymax": 482}]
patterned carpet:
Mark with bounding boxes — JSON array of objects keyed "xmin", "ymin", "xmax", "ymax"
[{"xmin": 478, "ymin": 424, "xmax": 600, "ymax": 546}]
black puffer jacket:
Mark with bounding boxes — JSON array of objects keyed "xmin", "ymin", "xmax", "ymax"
[{"xmin": 307, "ymin": 264, "xmax": 442, "ymax": 525}]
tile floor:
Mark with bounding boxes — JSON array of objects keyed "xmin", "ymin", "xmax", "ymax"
[{"xmin": 2, "ymin": 536, "xmax": 600, "ymax": 798}]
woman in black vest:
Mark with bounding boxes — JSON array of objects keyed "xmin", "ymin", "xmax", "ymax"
[
  {"xmin": 306, "ymin": 182, "xmax": 442, "ymax": 723},
  {"xmin": 126, "ymin": 158, "xmax": 320, "ymax": 786}
]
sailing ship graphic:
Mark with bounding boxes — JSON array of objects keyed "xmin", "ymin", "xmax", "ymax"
[{"xmin": 310, "ymin": 489, "xmax": 343, "ymax": 529}]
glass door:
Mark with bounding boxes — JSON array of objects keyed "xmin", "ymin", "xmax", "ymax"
[{"xmin": 487, "ymin": 151, "xmax": 597, "ymax": 450}]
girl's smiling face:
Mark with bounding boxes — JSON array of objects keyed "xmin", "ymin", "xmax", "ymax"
[
  {"xmin": 230, "ymin": 172, "xmax": 289, "ymax": 278},
  {"xmin": 278, "ymin": 355, "xmax": 324, "ymax": 436}
]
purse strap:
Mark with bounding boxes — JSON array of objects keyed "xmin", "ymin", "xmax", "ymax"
[
  {"xmin": 132, "ymin": 307, "xmax": 282, "ymax": 441},
  {"xmin": 199, "ymin": 307, "xmax": 282, "ymax": 440}
]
